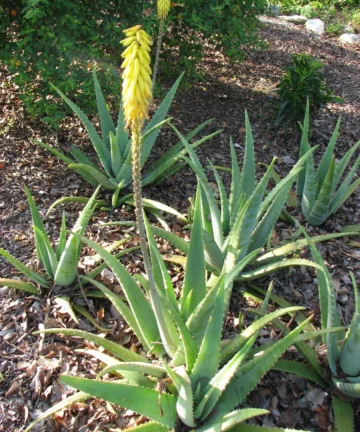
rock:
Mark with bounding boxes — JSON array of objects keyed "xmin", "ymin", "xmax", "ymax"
[
  {"xmin": 306, "ymin": 19, "xmax": 325, "ymax": 35},
  {"xmin": 344, "ymin": 26, "xmax": 355, "ymax": 33},
  {"xmin": 339, "ymin": 33, "xmax": 360, "ymax": 45},
  {"xmin": 279, "ymin": 15, "xmax": 307, "ymax": 24}
]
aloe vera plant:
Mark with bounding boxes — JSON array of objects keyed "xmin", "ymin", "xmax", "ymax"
[
  {"xmin": 0, "ymin": 186, "xmax": 137, "ymax": 292},
  {"xmin": 32, "ymin": 72, "xmax": 219, "ymax": 206},
  {"xmin": 269, "ymin": 230, "xmax": 359, "ymax": 432},
  {"xmin": 26, "ymin": 195, "xmax": 314, "ymax": 432},
  {"xmin": 123, "ymin": 112, "xmax": 322, "ymax": 286},
  {"xmin": 298, "ymin": 101, "xmax": 360, "ymax": 226}
]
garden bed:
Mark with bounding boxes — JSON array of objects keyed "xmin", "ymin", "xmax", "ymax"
[{"xmin": 0, "ymin": 17, "xmax": 360, "ymax": 431}]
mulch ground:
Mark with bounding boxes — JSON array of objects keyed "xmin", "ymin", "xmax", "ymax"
[{"xmin": 1, "ymin": 16, "xmax": 360, "ymax": 431}]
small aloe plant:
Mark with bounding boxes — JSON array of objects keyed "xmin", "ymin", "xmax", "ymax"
[
  {"xmin": 0, "ymin": 186, "xmax": 126, "ymax": 292},
  {"xmin": 268, "ymin": 229, "xmax": 359, "ymax": 432},
  {"xmin": 26, "ymin": 196, "xmax": 315, "ymax": 432},
  {"xmin": 297, "ymin": 101, "xmax": 360, "ymax": 226},
  {"xmin": 32, "ymin": 71, "xmax": 219, "ymax": 206}
]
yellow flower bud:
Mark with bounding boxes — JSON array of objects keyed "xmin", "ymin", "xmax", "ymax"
[
  {"xmin": 121, "ymin": 25, "xmax": 153, "ymax": 129},
  {"xmin": 157, "ymin": 0, "xmax": 170, "ymax": 19}
]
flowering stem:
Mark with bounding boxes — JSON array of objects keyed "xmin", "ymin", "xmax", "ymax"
[
  {"xmin": 151, "ymin": 18, "xmax": 165, "ymax": 93},
  {"xmin": 131, "ymin": 124, "xmax": 156, "ymax": 294}
]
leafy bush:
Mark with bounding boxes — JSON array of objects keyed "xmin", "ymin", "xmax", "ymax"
[
  {"xmin": 273, "ymin": 53, "xmax": 340, "ymax": 129},
  {"xmin": 297, "ymin": 102, "xmax": 360, "ymax": 226},
  {"xmin": 326, "ymin": 21, "xmax": 345, "ymax": 34},
  {"xmin": 161, "ymin": 0, "xmax": 268, "ymax": 81},
  {"xmin": 279, "ymin": 0, "xmax": 359, "ymax": 11},
  {"xmin": 1, "ymin": 0, "xmax": 267, "ymax": 124},
  {"xmin": 351, "ymin": 8, "xmax": 360, "ymax": 29},
  {"xmin": 1, "ymin": 0, "xmax": 142, "ymax": 126}
]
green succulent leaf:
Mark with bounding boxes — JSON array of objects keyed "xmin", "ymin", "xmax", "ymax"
[
  {"xmin": 191, "ymin": 278, "xmax": 225, "ymax": 394},
  {"xmin": 93, "ymin": 69, "xmax": 115, "ymax": 150},
  {"xmin": 197, "ymin": 408, "xmax": 268, "ymax": 432},
  {"xmin": 304, "ymin": 229, "xmax": 341, "ymax": 374},
  {"xmin": 195, "ymin": 334, "xmax": 258, "ymax": 421},
  {"xmin": 316, "ymin": 116, "xmax": 341, "ymax": 190},
  {"xmin": 307, "ymin": 157, "xmax": 335, "ymax": 226},
  {"xmin": 70, "ymin": 144, "xmax": 100, "ymax": 170},
  {"xmin": 76, "ymin": 234, "xmax": 163, "ymax": 356},
  {"xmin": 115, "ymin": 106, "xmax": 129, "ymax": 155},
  {"xmin": 61, "ymin": 375, "xmax": 177, "ymax": 428},
  {"xmin": 98, "ymin": 362, "xmax": 166, "ymax": 379},
  {"xmin": 126, "ymin": 422, "xmax": 169, "ymax": 431},
  {"xmin": 214, "ymin": 316, "xmax": 313, "ymax": 415},
  {"xmin": 229, "ymin": 137, "xmax": 242, "ymax": 224},
  {"xmin": 180, "ymin": 189, "xmax": 206, "ymax": 318},
  {"xmin": 0, "ymin": 278, "xmax": 38, "ymax": 294},
  {"xmin": 24, "ymin": 391, "xmax": 90, "ymax": 432},
  {"xmin": 220, "ymin": 306, "xmax": 305, "ymax": 365},
  {"xmin": 54, "ymin": 187, "xmax": 99, "ymax": 286},
  {"xmin": 31, "ymin": 139, "xmax": 74, "ymax": 165},
  {"xmin": 0, "ymin": 248, "xmax": 49, "ymax": 288},
  {"xmin": 36, "ymin": 328, "xmax": 148, "ymax": 363},
  {"xmin": 51, "ymin": 84, "xmax": 112, "ymax": 176},
  {"xmin": 68, "ymin": 163, "xmax": 117, "ymax": 189},
  {"xmin": 272, "ymin": 359, "xmax": 327, "ymax": 387},
  {"xmin": 332, "ymin": 396, "xmax": 354, "ymax": 432},
  {"xmin": 240, "ymin": 110, "xmax": 255, "ymax": 198}
]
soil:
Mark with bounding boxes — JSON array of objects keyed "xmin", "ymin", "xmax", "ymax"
[{"xmin": 0, "ymin": 16, "xmax": 360, "ymax": 432}]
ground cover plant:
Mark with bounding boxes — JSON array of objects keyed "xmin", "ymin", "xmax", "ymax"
[{"xmin": 1, "ymin": 5, "xmax": 360, "ymax": 432}]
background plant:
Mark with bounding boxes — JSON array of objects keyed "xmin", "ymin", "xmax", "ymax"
[
  {"xmin": 1, "ymin": 0, "xmax": 267, "ymax": 124},
  {"xmin": 268, "ymin": 230, "xmax": 360, "ymax": 431},
  {"xmin": 297, "ymin": 102, "xmax": 360, "ymax": 226},
  {"xmin": 273, "ymin": 53, "xmax": 340, "ymax": 129},
  {"xmin": 33, "ymin": 72, "xmax": 220, "ymax": 207}
]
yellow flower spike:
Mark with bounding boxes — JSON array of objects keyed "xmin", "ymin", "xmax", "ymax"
[
  {"xmin": 121, "ymin": 42, "xmax": 136, "ymax": 58},
  {"xmin": 121, "ymin": 25, "xmax": 152, "ymax": 128},
  {"xmin": 124, "ymin": 24, "xmax": 142, "ymax": 36},
  {"xmin": 120, "ymin": 36, "xmax": 136, "ymax": 46},
  {"xmin": 157, "ymin": 0, "xmax": 170, "ymax": 19}
]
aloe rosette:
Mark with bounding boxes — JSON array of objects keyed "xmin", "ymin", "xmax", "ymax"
[
  {"xmin": 26, "ymin": 193, "xmax": 315, "ymax": 432},
  {"xmin": 269, "ymin": 229, "xmax": 360, "ymax": 431},
  {"xmin": 32, "ymin": 70, "xmax": 218, "ymax": 207},
  {"xmin": 121, "ymin": 111, "xmax": 327, "ymax": 290},
  {"xmin": 0, "ymin": 186, "xmax": 137, "ymax": 292},
  {"xmin": 297, "ymin": 100, "xmax": 360, "ymax": 226}
]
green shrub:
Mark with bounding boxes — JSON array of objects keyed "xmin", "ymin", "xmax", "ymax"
[
  {"xmin": 1, "ymin": 0, "xmax": 267, "ymax": 124},
  {"xmin": 1, "ymin": 0, "xmax": 143, "ymax": 126},
  {"xmin": 161, "ymin": 0, "xmax": 268, "ymax": 81},
  {"xmin": 326, "ymin": 21, "xmax": 345, "ymax": 35},
  {"xmin": 273, "ymin": 53, "xmax": 340, "ymax": 129}
]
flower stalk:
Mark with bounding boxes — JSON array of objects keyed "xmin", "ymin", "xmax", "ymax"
[
  {"xmin": 152, "ymin": 0, "xmax": 171, "ymax": 92},
  {"xmin": 120, "ymin": 25, "xmax": 156, "ymax": 293}
]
